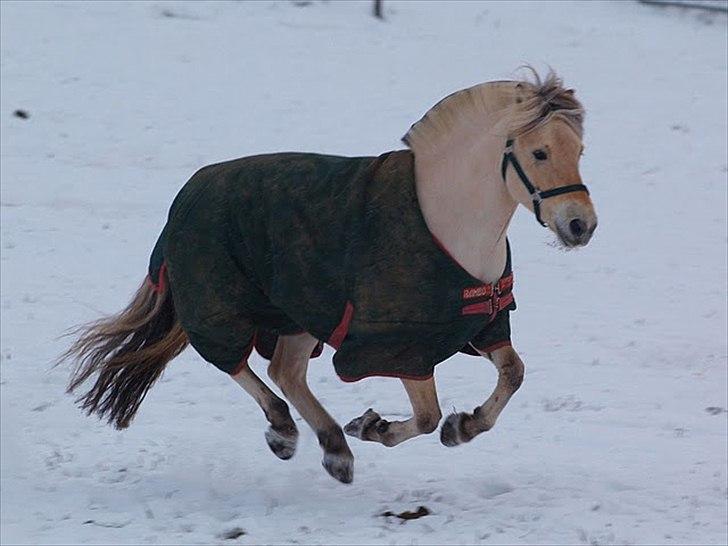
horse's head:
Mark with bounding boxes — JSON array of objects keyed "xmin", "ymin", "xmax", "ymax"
[{"xmin": 502, "ymin": 76, "xmax": 597, "ymax": 248}]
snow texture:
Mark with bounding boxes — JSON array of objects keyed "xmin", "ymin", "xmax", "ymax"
[{"xmin": 1, "ymin": 1, "xmax": 726, "ymax": 544}]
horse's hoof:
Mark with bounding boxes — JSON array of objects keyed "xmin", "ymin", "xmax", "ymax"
[
  {"xmin": 265, "ymin": 425, "xmax": 298, "ymax": 460},
  {"xmin": 440, "ymin": 413, "xmax": 462, "ymax": 447},
  {"xmin": 322, "ymin": 451, "xmax": 354, "ymax": 484},
  {"xmin": 441, "ymin": 412, "xmax": 477, "ymax": 447},
  {"xmin": 344, "ymin": 408, "xmax": 381, "ymax": 439}
]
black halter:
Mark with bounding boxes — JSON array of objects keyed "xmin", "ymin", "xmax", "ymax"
[{"xmin": 500, "ymin": 139, "xmax": 589, "ymax": 227}]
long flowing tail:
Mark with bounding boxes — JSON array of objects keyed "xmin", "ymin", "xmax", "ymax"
[{"xmin": 61, "ymin": 268, "xmax": 188, "ymax": 429}]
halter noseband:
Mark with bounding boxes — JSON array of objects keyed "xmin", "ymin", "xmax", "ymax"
[{"xmin": 500, "ymin": 139, "xmax": 589, "ymax": 227}]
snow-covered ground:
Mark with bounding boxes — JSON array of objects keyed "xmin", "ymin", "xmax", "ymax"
[{"xmin": 1, "ymin": 1, "xmax": 726, "ymax": 544}]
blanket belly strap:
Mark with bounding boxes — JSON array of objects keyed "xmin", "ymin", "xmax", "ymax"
[
  {"xmin": 461, "ymin": 291, "xmax": 514, "ymax": 317},
  {"xmin": 461, "ymin": 273, "xmax": 514, "ymax": 319}
]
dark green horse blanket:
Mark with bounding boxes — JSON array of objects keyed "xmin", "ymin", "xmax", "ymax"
[{"xmin": 148, "ymin": 150, "xmax": 515, "ymax": 381}]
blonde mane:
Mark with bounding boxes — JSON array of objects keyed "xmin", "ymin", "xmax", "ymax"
[
  {"xmin": 506, "ymin": 68, "xmax": 585, "ymax": 138},
  {"xmin": 403, "ymin": 69, "xmax": 584, "ymax": 152}
]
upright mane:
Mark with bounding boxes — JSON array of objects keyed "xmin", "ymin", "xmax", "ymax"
[
  {"xmin": 507, "ymin": 68, "xmax": 585, "ymax": 138},
  {"xmin": 403, "ymin": 69, "xmax": 585, "ymax": 152}
]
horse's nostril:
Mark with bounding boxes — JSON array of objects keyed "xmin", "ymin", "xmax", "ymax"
[{"xmin": 569, "ymin": 219, "xmax": 587, "ymax": 238}]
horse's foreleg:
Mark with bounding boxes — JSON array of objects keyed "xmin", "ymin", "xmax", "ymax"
[
  {"xmin": 440, "ymin": 345, "xmax": 524, "ymax": 447},
  {"xmin": 344, "ymin": 377, "xmax": 442, "ymax": 447},
  {"xmin": 231, "ymin": 362, "xmax": 298, "ymax": 460},
  {"xmin": 267, "ymin": 332, "xmax": 354, "ymax": 484}
]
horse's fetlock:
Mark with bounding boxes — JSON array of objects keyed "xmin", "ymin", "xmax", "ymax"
[
  {"xmin": 360, "ymin": 413, "xmax": 382, "ymax": 439},
  {"xmin": 267, "ymin": 397, "xmax": 291, "ymax": 420},
  {"xmin": 318, "ymin": 426, "xmax": 348, "ymax": 454},
  {"xmin": 375, "ymin": 419, "xmax": 390, "ymax": 434},
  {"xmin": 343, "ymin": 409, "xmax": 381, "ymax": 441},
  {"xmin": 457, "ymin": 413, "xmax": 480, "ymax": 438},
  {"xmin": 416, "ymin": 412, "xmax": 441, "ymax": 434},
  {"xmin": 265, "ymin": 425, "xmax": 298, "ymax": 460}
]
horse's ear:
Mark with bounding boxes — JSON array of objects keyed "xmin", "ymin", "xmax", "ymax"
[{"xmin": 514, "ymin": 82, "xmax": 526, "ymax": 104}]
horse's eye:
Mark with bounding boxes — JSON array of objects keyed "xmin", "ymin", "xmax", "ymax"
[{"xmin": 533, "ymin": 149, "xmax": 548, "ymax": 161}]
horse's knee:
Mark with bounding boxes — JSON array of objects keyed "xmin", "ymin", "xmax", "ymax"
[
  {"xmin": 266, "ymin": 396, "xmax": 291, "ymax": 422},
  {"xmin": 269, "ymin": 370, "xmax": 299, "ymax": 400},
  {"xmin": 267, "ymin": 333, "xmax": 316, "ymax": 390},
  {"xmin": 506, "ymin": 358, "xmax": 524, "ymax": 391},
  {"xmin": 497, "ymin": 350, "xmax": 524, "ymax": 391},
  {"xmin": 416, "ymin": 410, "xmax": 442, "ymax": 434},
  {"xmin": 267, "ymin": 360, "xmax": 298, "ymax": 391}
]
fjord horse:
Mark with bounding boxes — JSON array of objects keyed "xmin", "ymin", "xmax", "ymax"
[{"xmin": 63, "ymin": 70, "xmax": 597, "ymax": 484}]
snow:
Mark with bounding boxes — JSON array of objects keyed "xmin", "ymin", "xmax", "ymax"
[{"xmin": 1, "ymin": 1, "xmax": 726, "ymax": 544}]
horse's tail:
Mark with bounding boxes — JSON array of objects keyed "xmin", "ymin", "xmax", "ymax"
[{"xmin": 61, "ymin": 266, "xmax": 188, "ymax": 429}]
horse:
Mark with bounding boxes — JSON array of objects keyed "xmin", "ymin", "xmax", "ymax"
[{"xmin": 62, "ymin": 69, "xmax": 597, "ymax": 484}]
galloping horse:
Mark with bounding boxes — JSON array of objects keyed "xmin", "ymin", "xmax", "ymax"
[{"xmin": 63, "ymin": 70, "xmax": 597, "ymax": 484}]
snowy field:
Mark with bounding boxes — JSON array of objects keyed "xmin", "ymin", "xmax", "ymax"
[{"xmin": 1, "ymin": 1, "xmax": 727, "ymax": 544}]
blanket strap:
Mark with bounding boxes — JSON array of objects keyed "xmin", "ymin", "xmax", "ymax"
[{"xmin": 461, "ymin": 273, "xmax": 514, "ymax": 319}]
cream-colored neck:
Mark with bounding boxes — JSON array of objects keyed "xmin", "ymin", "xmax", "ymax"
[
  {"xmin": 407, "ymin": 83, "xmax": 518, "ymax": 283},
  {"xmin": 413, "ymin": 137, "xmax": 517, "ymax": 283}
]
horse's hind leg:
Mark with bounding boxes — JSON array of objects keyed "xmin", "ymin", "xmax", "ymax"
[
  {"xmin": 231, "ymin": 362, "xmax": 298, "ymax": 460},
  {"xmin": 267, "ymin": 332, "xmax": 354, "ymax": 484},
  {"xmin": 344, "ymin": 378, "xmax": 442, "ymax": 447},
  {"xmin": 440, "ymin": 345, "xmax": 524, "ymax": 447}
]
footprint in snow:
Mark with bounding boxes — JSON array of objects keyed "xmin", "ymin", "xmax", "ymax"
[{"xmin": 218, "ymin": 527, "xmax": 246, "ymax": 540}]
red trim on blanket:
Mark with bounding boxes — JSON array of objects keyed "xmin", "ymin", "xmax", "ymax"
[
  {"xmin": 431, "ymin": 233, "xmax": 462, "ymax": 266},
  {"xmin": 327, "ymin": 301, "xmax": 354, "ymax": 349},
  {"xmin": 149, "ymin": 262, "xmax": 168, "ymax": 294},
  {"xmin": 476, "ymin": 340, "xmax": 512, "ymax": 354},
  {"xmin": 229, "ymin": 333, "xmax": 257, "ymax": 376},
  {"xmin": 337, "ymin": 371, "xmax": 434, "ymax": 383}
]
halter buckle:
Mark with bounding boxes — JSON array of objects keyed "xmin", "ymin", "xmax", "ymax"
[{"xmin": 491, "ymin": 282, "xmax": 501, "ymax": 316}]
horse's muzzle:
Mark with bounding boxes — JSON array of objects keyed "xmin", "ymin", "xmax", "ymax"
[{"xmin": 555, "ymin": 216, "xmax": 597, "ymax": 247}]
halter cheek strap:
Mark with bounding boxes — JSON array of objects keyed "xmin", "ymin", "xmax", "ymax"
[{"xmin": 500, "ymin": 139, "xmax": 589, "ymax": 227}]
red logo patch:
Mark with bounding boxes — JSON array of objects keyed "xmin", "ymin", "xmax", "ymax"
[{"xmin": 462, "ymin": 285, "xmax": 492, "ymax": 300}]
